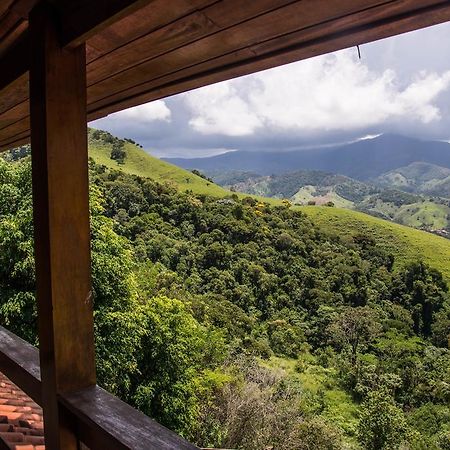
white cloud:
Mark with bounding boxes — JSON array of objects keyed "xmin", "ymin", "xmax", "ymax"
[
  {"xmin": 183, "ymin": 49, "xmax": 450, "ymax": 136},
  {"xmin": 92, "ymin": 100, "xmax": 171, "ymax": 127},
  {"xmin": 184, "ymin": 83, "xmax": 262, "ymax": 136}
]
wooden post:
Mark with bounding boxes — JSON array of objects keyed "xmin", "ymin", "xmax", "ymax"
[{"xmin": 29, "ymin": 3, "xmax": 96, "ymax": 449}]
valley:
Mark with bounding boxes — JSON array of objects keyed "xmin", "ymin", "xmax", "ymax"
[{"xmin": 165, "ymin": 134, "xmax": 450, "ymax": 237}]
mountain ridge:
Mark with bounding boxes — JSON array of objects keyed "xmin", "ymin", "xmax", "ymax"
[{"xmin": 164, "ymin": 134, "xmax": 450, "ymax": 180}]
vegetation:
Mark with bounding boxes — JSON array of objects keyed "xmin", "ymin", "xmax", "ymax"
[
  {"xmin": 88, "ymin": 129, "xmax": 228, "ymax": 197},
  {"xmin": 0, "ymin": 133, "xmax": 449, "ymax": 449},
  {"xmin": 215, "ymin": 168, "xmax": 450, "ymax": 235}
]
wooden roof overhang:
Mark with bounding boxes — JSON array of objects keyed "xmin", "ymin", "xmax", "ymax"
[{"xmin": 1, "ymin": 0, "xmax": 450, "ymax": 151}]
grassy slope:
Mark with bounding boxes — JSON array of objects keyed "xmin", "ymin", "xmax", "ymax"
[
  {"xmin": 89, "ymin": 140, "xmax": 229, "ymax": 197},
  {"xmin": 89, "ymin": 140, "xmax": 450, "ymax": 283},
  {"xmin": 394, "ymin": 201, "xmax": 450, "ymax": 229},
  {"xmin": 299, "ymin": 206, "xmax": 450, "ymax": 282},
  {"xmin": 264, "ymin": 356, "xmax": 359, "ymax": 442},
  {"xmin": 291, "ymin": 186, "xmax": 355, "ymax": 209}
]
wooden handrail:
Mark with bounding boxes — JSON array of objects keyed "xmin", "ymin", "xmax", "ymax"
[
  {"xmin": 0, "ymin": 327, "xmax": 41, "ymax": 404},
  {"xmin": 0, "ymin": 326, "xmax": 198, "ymax": 450}
]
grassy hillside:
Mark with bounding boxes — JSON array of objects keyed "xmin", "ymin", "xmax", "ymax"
[
  {"xmin": 299, "ymin": 206, "xmax": 450, "ymax": 282},
  {"xmin": 394, "ymin": 201, "xmax": 450, "ymax": 229},
  {"xmin": 215, "ymin": 168, "xmax": 450, "ymax": 232},
  {"xmin": 88, "ymin": 133, "xmax": 229, "ymax": 197},
  {"xmin": 375, "ymin": 161, "xmax": 450, "ymax": 197},
  {"xmin": 88, "ymin": 129, "xmax": 450, "ymax": 283}
]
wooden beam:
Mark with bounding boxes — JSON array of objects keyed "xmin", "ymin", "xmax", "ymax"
[
  {"xmin": 29, "ymin": 3, "xmax": 96, "ymax": 449},
  {"xmin": 0, "ymin": 326, "xmax": 42, "ymax": 405},
  {"xmin": 0, "ymin": 33, "xmax": 29, "ymax": 92},
  {"xmin": 54, "ymin": 0, "xmax": 154, "ymax": 48},
  {"xmin": 0, "ymin": 0, "xmax": 154, "ymax": 93}
]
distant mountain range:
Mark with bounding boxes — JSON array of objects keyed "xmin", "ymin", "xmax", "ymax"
[
  {"xmin": 165, "ymin": 134, "xmax": 450, "ymax": 180},
  {"xmin": 162, "ymin": 134, "xmax": 450, "ymax": 236},
  {"xmin": 213, "ymin": 168, "xmax": 450, "ymax": 235},
  {"xmin": 375, "ymin": 162, "xmax": 450, "ymax": 198}
]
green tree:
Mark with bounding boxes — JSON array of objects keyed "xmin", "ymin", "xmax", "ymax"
[
  {"xmin": 358, "ymin": 390, "xmax": 411, "ymax": 450},
  {"xmin": 131, "ymin": 296, "xmax": 225, "ymax": 437},
  {"xmin": 328, "ymin": 306, "xmax": 381, "ymax": 363}
]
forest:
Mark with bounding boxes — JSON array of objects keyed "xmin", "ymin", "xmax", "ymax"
[{"xmin": 0, "ymin": 141, "xmax": 449, "ymax": 449}]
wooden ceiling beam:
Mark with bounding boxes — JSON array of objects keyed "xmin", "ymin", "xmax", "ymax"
[
  {"xmin": 0, "ymin": 32, "xmax": 28, "ymax": 92},
  {"xmin": 54, "ymin": 0, "xmax": 156, "ymax": 48},
  {"xmin": 0, "ymin": 0, "xmax": 155, "ymax": 92},
  {"xmin": 86, "ymin": 0, "xmax": 450, "ymax": 116}
]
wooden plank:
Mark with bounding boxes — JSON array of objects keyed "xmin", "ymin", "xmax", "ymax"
[
  {"xmin": 0, "ymin": 74, "xmax": 28, "ymax": 115},
  {"xmin": 54, "ymin": 0, "xmax": 155, "ymax": 48},
  {"xmin": 0, "ymin": 132, "xmax": 29, "ymax": 150},
  {"xmin": 0, "ymin": 326, "xmax": 41, "ymax": 405},
  {"xmin": 0, "ymin": 101, "xmax": 28, "ymax": 129},
  {"xmin": 0, "ymin": 115, "xmax": 28, "ymax": 135},
  {"xmin": 60, "ymin": 385, "xmax": 199, "ymax": 450},
  {"xmin": 86, "ymin": 0, "xmax": 298, "ymax": 82},
  {"xmin": 0, "ymin": 32, "xmax": 28, "ymax": 92},
  {"xmin": 29, "ymin": 3, "xmax": 96, "ymax": 449},
  {"xmin": 86, "ymin": 0, "xmax": 391, "ymax": 96},
  {"xmin": 86, "ymin": 0, "xmax": 450, "ymax": 114},
  {"xmin": 86, "ymin": 0, "xmax": 217, "ymax": 60}
]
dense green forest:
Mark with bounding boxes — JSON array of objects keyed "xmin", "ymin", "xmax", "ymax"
[{"xmin": 0, "ymin": 138, "xmax": 449, "ymax": 449}]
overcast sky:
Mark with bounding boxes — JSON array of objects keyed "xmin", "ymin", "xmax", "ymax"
[{"xmin": 91, "ymin": 22, "xmax": 450, "ymax": 159}]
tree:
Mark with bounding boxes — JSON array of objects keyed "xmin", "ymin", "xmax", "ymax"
[
  {"xmin": 327, "ymin": 306, "xmax": 381, "ymax": 363},
  {"xmin": 393, "ymin": 262, "xmax": 448, "ymax": 336},
  {"xmin": 110, "ymin": 140, "xmax": 126, "ymax": 163},
  {"xmin": 131, "ymin": 296, "xmax": 226, "ymax": 437},
  {"xmin": 432, "ymin": 305, "xmax": 450, "ymax": 348},
  {"xmin": 358, "ymin": 390, "xmax": 411, "ymax": 450}
]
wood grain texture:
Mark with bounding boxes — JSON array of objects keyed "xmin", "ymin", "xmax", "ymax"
[
  {"xmin": 60, "ymin": 386, "xmax": 199, "ymax": 450},
  {"xmin": 53, "ymin": 0, "xmax": 154, "ymax": 47},
  {"xmin": 0, "ymin": 326, "xmax": 42, "ymax": 405},
  {"xmin": 29, "ymin": 3, "xmax": 96, "ymax": 448}
]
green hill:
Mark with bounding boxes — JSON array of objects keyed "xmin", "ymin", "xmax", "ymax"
[
  {"xmin": 374, "ymin": 161, "xmax": 450, "ymax": 197},
  {"xmin": 88, "ymin": 129, "xmax": 228, "ymax": 197},
  {"xmin": 299, "ymin": 206, "xmax": 450, "ymax": 282},
  {"xmin": 88, "ymin": 128, "xmax": 450, "ymax": 283}
]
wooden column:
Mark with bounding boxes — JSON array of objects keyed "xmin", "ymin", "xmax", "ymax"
[{"xmin": 29, "ymin": 3, "xmax": 96, "ymax": 449}]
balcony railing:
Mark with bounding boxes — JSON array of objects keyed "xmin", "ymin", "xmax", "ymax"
[{"xmin": 0, "ymin": 326, "xmax": 198, "ymax": 450}]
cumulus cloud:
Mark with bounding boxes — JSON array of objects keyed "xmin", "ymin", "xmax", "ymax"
[
  {"xmin": 184, "ymin": 83, "xmax": 262, "ymax": 136},
  {"xmin": 183, "ymin": 50, "xmax": 450, "ymax": 136},
  {"xmin": 92, "ymin": 100, "xmax": 171, "ymax": 129}
]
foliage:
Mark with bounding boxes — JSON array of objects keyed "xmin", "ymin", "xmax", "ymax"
[
  {"xmin": 357, "ymin": 390, "xmax": 411, "ymax": 450},
  {"xmin": 1, "ymin": 147, "xmax": 450, "ymax": 449}
]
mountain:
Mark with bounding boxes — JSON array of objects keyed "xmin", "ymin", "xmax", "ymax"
[
  {"xmin": 374, "ymin": 162, "xmax": 450, "ymax": 198},
  {"xmin": 165, "ymin": 134, "xmax": 450, "ymax": 180},
  {"xmin": 218, "ymin": 170, "xmax": 377, "ymax": 202},
  {"xmin": 215, "ymin": 169, "xmax": 450, "ymax": 234}
]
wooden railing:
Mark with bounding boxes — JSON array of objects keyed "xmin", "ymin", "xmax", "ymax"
[{"xmin": 0, "ymin": 326, "xmax": 198, "ymax": 450}]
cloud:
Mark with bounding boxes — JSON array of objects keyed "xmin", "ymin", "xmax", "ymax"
[
  {"xmin": 184, "ymin": 83, "xmax": 262, "ymax": 136},
  {"xmin": 91, "ymin": 100, "xmax": 171, "ymax": 129},
  {"xmin": 183, "ymin": 50, "xmax": 450, "ymax": 136}
]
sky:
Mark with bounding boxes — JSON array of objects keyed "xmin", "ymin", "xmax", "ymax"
[{"xmin": 90, "ymin": 21, "xmax": 450, "ymax": 159}]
